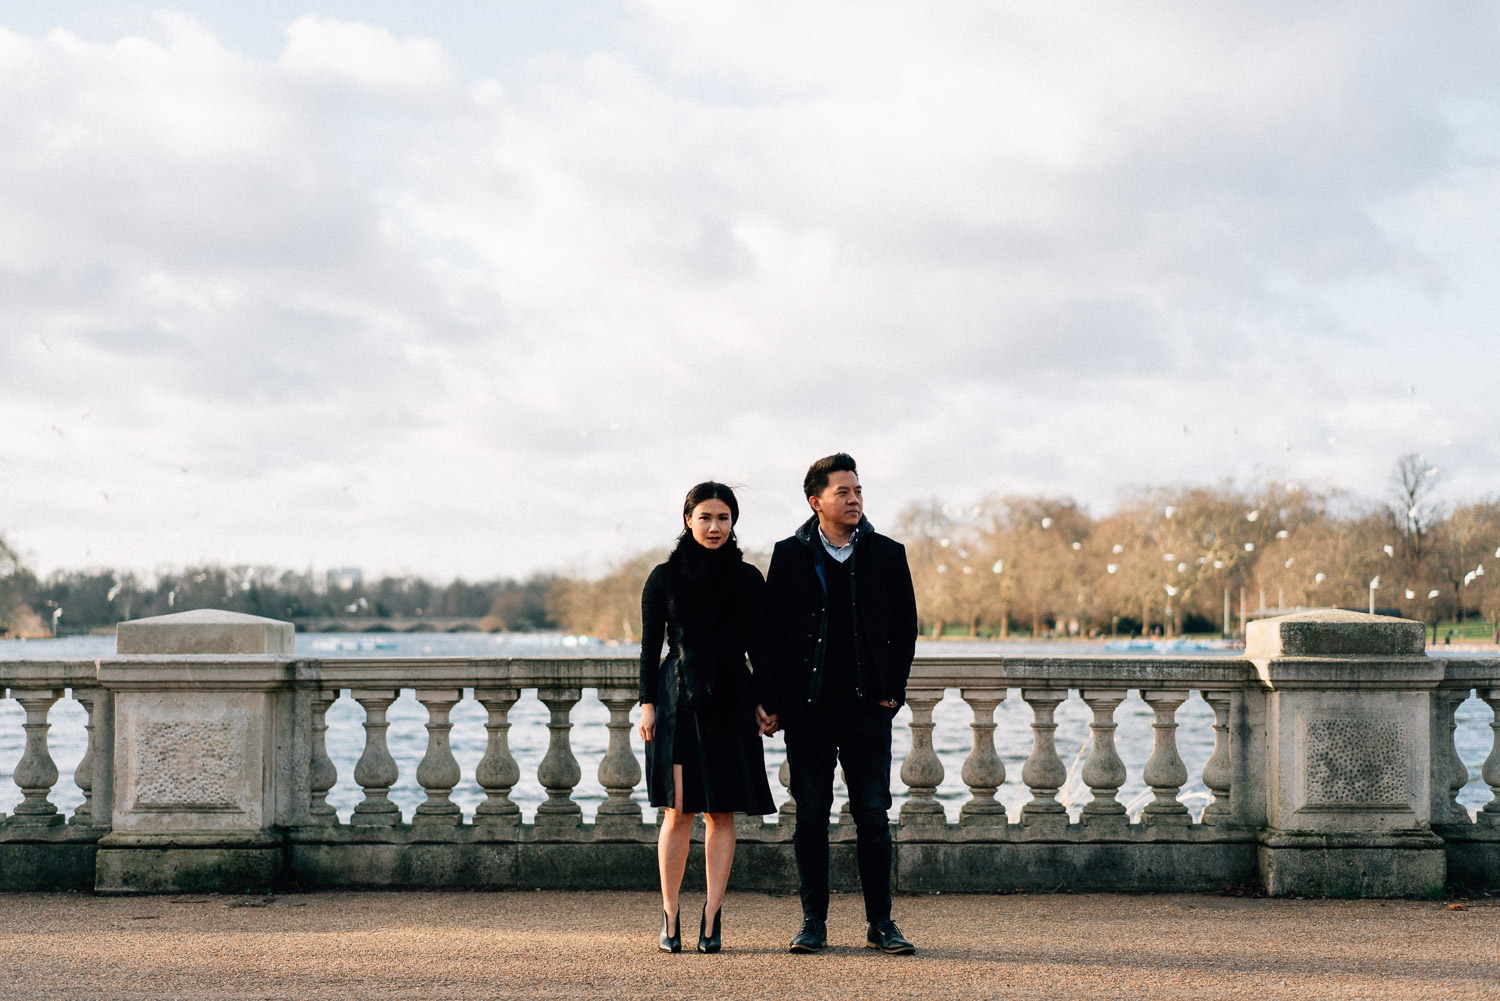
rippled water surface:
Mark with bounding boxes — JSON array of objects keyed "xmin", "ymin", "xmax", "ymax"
[{"xmin": 2, "ymin": 634, "xmax": 1493, "ymax": 823}]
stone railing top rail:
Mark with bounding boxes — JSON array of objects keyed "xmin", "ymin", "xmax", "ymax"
[{"xmin": 6, "ymin": 652, "xmax": 1499, "ymax": 691}]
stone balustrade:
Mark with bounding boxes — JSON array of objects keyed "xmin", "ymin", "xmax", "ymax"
[{"xmin": 2, "ymin": 609, "xmax": 1499, "ymax": 896}]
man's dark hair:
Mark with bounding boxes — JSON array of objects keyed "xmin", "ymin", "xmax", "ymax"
[{"xmin": 803, "ymin": 453, "xmax": 858, "ymax": 499}]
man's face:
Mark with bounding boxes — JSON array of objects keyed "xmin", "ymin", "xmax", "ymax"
[{"xmin": 809, "ymin": 470, "xmax": 862, "ymax": 528}]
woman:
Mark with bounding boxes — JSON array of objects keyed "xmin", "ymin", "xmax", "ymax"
[{"xmin": 638, "ymin": 481, "xmax": 777, "ymax": 953}]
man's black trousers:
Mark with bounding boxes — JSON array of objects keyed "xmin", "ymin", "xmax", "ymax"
[{"xmin": 785, "ymin": 699, "xmax": 894, "ymax": 923}]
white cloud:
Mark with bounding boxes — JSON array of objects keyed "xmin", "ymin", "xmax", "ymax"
[
  {"xmin": 1, "ymin": 3, "xmax": 1498, "ymax": 579},
  {"xmin": 280, "ymin": 16, "xmax": 456, "ymax": 98}
]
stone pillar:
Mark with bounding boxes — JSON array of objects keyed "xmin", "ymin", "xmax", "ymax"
[
  {"xmin": 94, "ymin": 609, "xmax": 295, "ymax": 894},
  {"xmin": 1249, "ymin": 609, "xmax": 1445, "ymax": 897}
]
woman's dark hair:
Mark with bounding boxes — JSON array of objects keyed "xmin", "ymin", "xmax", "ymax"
[
  {"xmin": 680, "ymin": 481, "xmax": 739, "ymax": 537},
  {"xmin": 803, "ymin": 452, "xmax": 858, "ymax": 499}
]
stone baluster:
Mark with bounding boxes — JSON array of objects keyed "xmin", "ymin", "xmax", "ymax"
[
  {"xmin": 1481, "ymin": 689, "xmax": 1500, "ymax": 826},
  {"xmin": 1020, "ymin": 689, "xmax": 1069, "ymax": 830},
  {"xmin": 832, "ymin": 768, "xmax": 854, "ymax": 842},
  {"xmin": 959, "ymin": 689, "xmax": 1007, "ymax": 826},
  {"xmin": 535, "ymin": 687, "xmax": 583, "ymax": 827},
  {"xmin": 69, "ymin": 689, "xmax": 102, "ymax": 826},
  {"xmin": 474, "ymin": 688, "xmax": 521, "ymax": 825},
  {"xmin": 8, "ymin": 689, "xmax": 64, "ymax": 826},
  {"xmin": 777, "ymin": 757, "xmax": 797, "ymax": 828},
  {"xmin": 351, "ymin": 689, "xmax": 401, "ymax": 826},
  {"xmin": 596, "ymin": 688, "xmax": 644, "ymax": 829},
  {"xmin": 1079, "ymin": 690, "xmax": 1128, "ymax": 826},
  {"xmin": 1441, "ymin": 691, "xmax": 1471, "ymax": 824},
  {"xmin": 1141, "ymin": 690, "xmax": 1190, "ymax": 825},
  {"xmin": 1199, "ymin": 691, "xmax": 1234, "ymax": 825},
  {"xmin": 898, "ymin": 690, "xmax": 946, "ymax": 827},
  {"xmin": 307, "ymin": 690, "xmax": 340, "ymax": 823},
  {"xmin": 413, "ymin": 689, "xmax": 463, "ymax": 826}
]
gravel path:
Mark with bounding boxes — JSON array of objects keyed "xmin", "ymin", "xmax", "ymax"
[{"xmin": 1, "ymin": 890, "xmax": 1495, "ymax": 1000}]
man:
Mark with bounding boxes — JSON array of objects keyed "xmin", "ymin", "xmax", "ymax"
[{"xmin": 760, "ymin": 453, "xmax": 919, "ymax": 954}]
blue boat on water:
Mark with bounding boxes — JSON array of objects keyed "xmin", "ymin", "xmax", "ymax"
[{"xmin": 1104, "ymin": 638, "xmax": 1245, "ymax": 653}]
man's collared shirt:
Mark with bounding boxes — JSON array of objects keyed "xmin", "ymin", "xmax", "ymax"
[{"xmin": 818, "ymin": 525, "xmax": 854, "ymax": 563}]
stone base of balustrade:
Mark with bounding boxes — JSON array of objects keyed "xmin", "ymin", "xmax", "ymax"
[
  {"xmin": 1434, "ymin": 821, "xmax": 1500, "ymax": 893},
  {"xmin": 94, "ymin": 832, "xmax": 283, "ymax": 895},
  {"xmin": 1257, "ymin": 830, "xmax": 1447, "ymax": 898},
  {"xmin": 0, "ymin": 823, "xmax": 105, "ymax": 891}
]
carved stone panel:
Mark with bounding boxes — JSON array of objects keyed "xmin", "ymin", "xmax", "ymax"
[
  {"xmin": 114, "ymin": 692, "xmax": 269, "ymax": 831},
  {"xmin": 133, "ymin": 716, "xmax": 248, "ymax": 811},
  {"xmin": 1301, "ymin": 718, "xmax": 1408, "ymax": 808}
]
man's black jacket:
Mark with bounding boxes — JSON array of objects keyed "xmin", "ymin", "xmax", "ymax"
[{"xmin": 761, "ymin": 514, "xmax": 918, "ymax": 725}]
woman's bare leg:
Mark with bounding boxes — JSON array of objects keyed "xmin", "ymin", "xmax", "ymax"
[
  {"xmin": 658, "ymin": 764, "xmax": 693, "ymax": 923},
  {"xmin": 703, "ymin": 811, "xmax": 736, "ymax": 921}
]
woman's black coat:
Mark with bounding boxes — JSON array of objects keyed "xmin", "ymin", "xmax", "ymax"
[{"xmin": 638, "ymin": 551, "xmax": 775, "ymax": 814}]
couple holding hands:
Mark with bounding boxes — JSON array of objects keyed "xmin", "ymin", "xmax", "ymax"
[{"xmin": 637, "ymin": 453, "xmax": 919, "ymax": 955}]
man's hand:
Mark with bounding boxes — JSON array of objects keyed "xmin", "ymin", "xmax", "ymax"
[
  {"xmin": 638, "ymin": 703, "xmax": 656, "ymax": 742},
  {"xmin": 878, "ymin": 700, "xmax": 896, "ymax": 708},
  {"xmin": 756, "ymin": 704, "xmax": 779, "ymax": 736}
]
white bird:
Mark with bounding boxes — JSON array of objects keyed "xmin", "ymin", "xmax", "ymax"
[
  {"xmin": 1246, "ymin": 510, "xmax": 1260, "ymax": 522},
  {"xmin": 1164, "ymin": 506, "xmax": 1175, "ymax": 519},
  {"xmin": 1464, "ymin": 571, "xmax": 1475, "ymax": 586},
  {"xmin": 1164, "ymin": 553, "xmax": 1175, "ymax": 561},
  {"xmin": 1071, "ymin": 542, "xmax": 1081, "ymax": 550},
  {"xmin": 937, "ymin": 565, "xmax": 948, "ymax": 574},
  {"xmin": 1370, "ymin": 576, "xmax": 1381, "ymax": 589},
  {"xmin": 1177, "ymin": 562, "xmax": 1187, "ymax": 573},
  {"xmin": 1214, "ymin": 560, "xmax": 1224, "ymax": 569},
  {"xmin": 1040, "ymin": 517, "xmax": 1052, "ymax": 529},
  {"xmin": 1314, "ymin": 573, "xmax": 1326, "ymax": 583},
  {"xmin": 1405, "ymin": 590, "xmax": 1416, "ymax": 600},
  {"xmin": 1428, "ymin": 589, "xmax": 1440, "ymax": 599},
  {"xmin": 992, "ymin": 560, "xmax": 1004, "ymax": 574},
  {"xmin": 1285, "ymin": 559, "xmax": 1294, "ymax": 568},
  {"xmin": 1477, "ymin": 565, "xmax": 1486, "ymax": 577},
  {"xmin": 940, "ymin": 538, "xmax": 951, "ymax": 548},
  {"xmin": 1112, "ymin": 544, "xmax": 1124, "ymax": 554},
  {"xmin": 1383, "ymin": 545, "xmax": 1394, "ymax": 557},
  {"xmin": 1244, "ymin": 543, "xmax": 1255, "ymax": 552},
  {"xmin": 1164, "ymin": 585, "xmax": 1178, "ymax": 597},
  {"xmin": 962, "ymin": 566, "xmax": 973, "ymax": 574},
  {"xmin": 1107, "ymin": 564, "xmax": 1118, "ymax": 574},
  {"xmin": 1276, "ymin": 530, "xmax": 1289, "ymax": 539}
]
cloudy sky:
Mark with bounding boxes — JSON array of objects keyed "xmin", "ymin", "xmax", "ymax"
[{"xmin": 2, "ymin": 1, "xmax": 1498, "ymax": 581}]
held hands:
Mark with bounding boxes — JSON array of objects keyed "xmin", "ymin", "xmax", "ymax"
[
  {"xmin": 638, "ymin": 703, "xmax": 655, "ymax": 742},
  {"xmin": 756, "ymin": 704, "xmax": 779, "ymax": 737}
]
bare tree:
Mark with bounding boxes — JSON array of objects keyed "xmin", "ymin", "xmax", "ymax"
[{"xmin": 1390, "ymin": 452, "xmax": 1442, "ymax": 567}]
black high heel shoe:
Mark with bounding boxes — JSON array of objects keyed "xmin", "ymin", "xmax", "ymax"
[
  {"xmin": 659, "ymin": 910, "xmax": 681, "ymax": 953},
  {"xmin": 697, "ymin": 905, "xmax": 721, "ymax": 953}
]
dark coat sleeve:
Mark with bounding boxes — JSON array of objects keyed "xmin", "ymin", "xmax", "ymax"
[
  {"xmin": 639, "ymin": 563, "xmax": 669, "ymax": 705},
  {"xmin": 885, "ymin": 540, "xmax": 919, "ymax": 703},
  {"xmin": 758, "ymin": 542, "xmax": 792, "ymax": 716},
  {"xmin": 740, "ymin": 563, "xmax": 775, "ymax": 713}
]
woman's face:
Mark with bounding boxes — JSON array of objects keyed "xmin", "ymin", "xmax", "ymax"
[{"xmin": 687, "ymin": 498, "xmax": 734, "ymax": 549}]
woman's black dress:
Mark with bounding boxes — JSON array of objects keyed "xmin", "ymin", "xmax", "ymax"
[{"xmin": 638, "ymin": 542, "xmax": 776, "ymax": 815}]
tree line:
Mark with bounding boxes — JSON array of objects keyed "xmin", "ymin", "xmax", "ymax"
[
  {"xmin": 0, "ymin": 543, "xmax": 557, "ymax": 637},
  {"xmin": 5, "ymin": 455, "xmax": 1498, "ymax": 641},
  {"xmin": 542, "ymin": 455, "xmax": 1500, "ymax": 641}
]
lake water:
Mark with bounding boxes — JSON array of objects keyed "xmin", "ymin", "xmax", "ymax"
[{"xmin": 1, "ymin": 634, "xmax": 1494, "ymax": 823}]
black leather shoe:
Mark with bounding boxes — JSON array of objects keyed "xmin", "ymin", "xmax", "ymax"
[
  {"xmin": 788, "ymin": 915, "xmax": 826, "ymax": 953},
  {"xmin": 866, "ymin": 919, "xmax": 915, "ymax": 954},
  {"xmin": 697, "ymin": 905, "xmax": 721, "ymax": 953},
  {"xmin": 659, "ymin": 910, "xmax": 681, "ymax": 953}
]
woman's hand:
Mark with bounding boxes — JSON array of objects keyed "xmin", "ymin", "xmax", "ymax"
[
  {"xmin": 638, "ymin": 703, "xmax": 656, "ymax": 742},
  {"xmin": 756, "ymin": 704, "xmax": 779, "ymax": 736}
]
